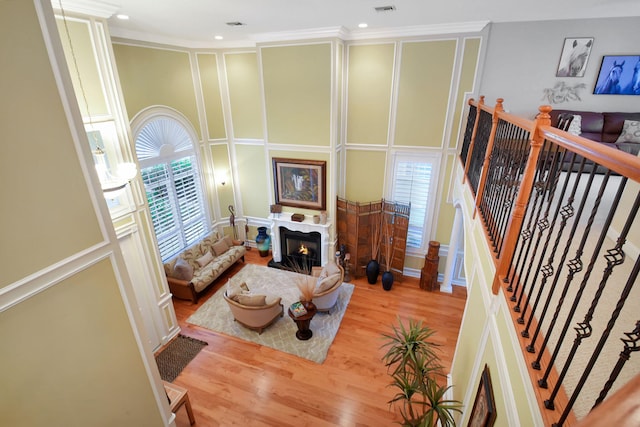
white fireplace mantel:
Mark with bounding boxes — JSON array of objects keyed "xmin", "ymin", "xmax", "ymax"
[{"xmin": 270, "ymin": 213, "xmax": 333, "ymax": 266}]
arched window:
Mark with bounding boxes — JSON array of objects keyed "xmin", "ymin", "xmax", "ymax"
[{"xmin": 134, "ymin": 114, "xmax": 207, "ymax": 261}]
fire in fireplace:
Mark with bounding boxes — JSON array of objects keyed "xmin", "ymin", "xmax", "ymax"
[{"xmin": 280, "ymin": 227, "xmax": 321, "ymax": 272}]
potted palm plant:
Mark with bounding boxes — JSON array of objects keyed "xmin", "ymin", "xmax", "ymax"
[{"xmin": 381, "ymin": 318, "xmax": 462, "ymax": 427}]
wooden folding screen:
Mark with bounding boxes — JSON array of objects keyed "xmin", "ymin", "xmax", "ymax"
[{"xmin": 336, "ymin": 197, "xmax": 409, "ymax": 279}]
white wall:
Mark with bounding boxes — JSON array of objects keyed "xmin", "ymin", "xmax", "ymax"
[{"xmin": 479, "ymin": 17, "xmax": 640, "ymax": 117}]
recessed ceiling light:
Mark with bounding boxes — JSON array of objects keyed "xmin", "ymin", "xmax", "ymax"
[
  {"xmin": 358, "ymin": 23, "xmax": 368, "ymax": 28},
  {"xmin": 214, "ymin": 35, "xmax": 223, "ymax": 40},
  {"xmin": 116, "ymin": 14, "xmax": 129, "ymax": 20}
]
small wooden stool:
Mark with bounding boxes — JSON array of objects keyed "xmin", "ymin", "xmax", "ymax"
[{"xmin": 163, "ymin": 381, "xmax": 196, "ymax": 425}]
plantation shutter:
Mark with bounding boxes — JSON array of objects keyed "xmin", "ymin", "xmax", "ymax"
[
  {"xmin": 136, "ymin": 117, "xmax": 208, "ymax": 261},
  {"xmin": 392, "ymin": 160, "xmax": 433, "ymax": 249}
]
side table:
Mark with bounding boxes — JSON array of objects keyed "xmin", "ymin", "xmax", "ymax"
[
  {"xmin": 163, "ymin": 381, "xmax": 196, "ymax": 425},
  {"xmin": 288, "ymin": 301, "xmax": 317, "ymax": 340}
]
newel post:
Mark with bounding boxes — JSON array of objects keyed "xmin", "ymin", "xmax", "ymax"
[
  {"xmin": 491, "ymin": 105, "xmax": 551, "ymax": 294},
  {"xmin": 462, "ymin": 96, "xmax": 484, "ymax": 184},
  {"xmin": 474, "ymin": 98, "xmax": 504, "ymax": 218}
]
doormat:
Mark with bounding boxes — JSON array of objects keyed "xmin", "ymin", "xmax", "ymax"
[{"xmin": 155, "ymin": 334, "xmax": 208, "ymax": 382}]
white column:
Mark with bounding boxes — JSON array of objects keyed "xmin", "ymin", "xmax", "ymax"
[{"xmin": 441, "ymin": 205, "xmax": 463, "ymax": 293}]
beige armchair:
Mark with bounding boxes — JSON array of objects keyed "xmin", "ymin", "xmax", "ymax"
[
  {"xmin": 223, "ymin": 291, "xmax": 284, "ymax": 334},
  {"xmin": 311, "ymin": 260, "xmax": 344, "ymax": 313}
]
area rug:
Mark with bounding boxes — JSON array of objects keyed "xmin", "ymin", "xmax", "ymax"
[
  {"xmin": 155, "ymin": 334, "xmax": 208, "ymax": 382},
  {"xmin": 186, "ymin": 264, "xmax": 355, "ymax": 364}
]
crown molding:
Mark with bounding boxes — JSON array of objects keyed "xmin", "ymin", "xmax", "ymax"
[
  {"xmin": 109, "ymin": 20, "xmax": 490, "ymax": 50},
  {"xmin": 252, "ymin": 26, "xmax": 349, "ymax": 43},
  {"xmin": 109, "ymin": 27, "xmax": 257, "ymax": 49},
  {"xmin": 51, "ymin": 0, "xmax": 120, "ymax": 18},
  {"xmin": 344, "ymin": 21, "xmax": 490, "ymax": 40}
]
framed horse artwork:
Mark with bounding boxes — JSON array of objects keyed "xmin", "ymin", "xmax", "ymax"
[
  {"xmin": 594, "ymin": 55, "xmax": 640, "ymax": 95},
  {"xmin": 556, "ymin": 37, "xmax": 594, "ymax": 78}
]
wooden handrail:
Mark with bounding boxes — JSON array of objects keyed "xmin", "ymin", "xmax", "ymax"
[
  {"xmin": 462, "ymin": 96, "xmax": 484, "ymax": 185},
  {"xmin": 541, "ymin": 128, "xmax": 640, "ymax": 183}
]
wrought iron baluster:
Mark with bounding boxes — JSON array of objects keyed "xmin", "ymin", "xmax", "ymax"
[
  {"xmin": 460, "ymin": 104, "xmax": 477, "ymax": 165},
  {"xmin": 554, "ymin": 236, "xmax": 640, "ymax": 427},
  {"xmin": 546, "ymin": 185, "xmax": 638, "ymax": 417},
  {"xmin": 496, "ymin": 128, "xmax": 530, "ymax": 255},
  {"xmin": 593, "ymin": 320, "xmax": 640, "ymax": 408},
  {"xmin": 527, "ymin": 158, "xmax": 605, "ymax": 368},
  {"xmin": 517, "ymin": 143, "xmax": 565, "ymax": 334},
  {"xmin": 510, "ymin": 142, "xmax": 556, "ymax": 319}
]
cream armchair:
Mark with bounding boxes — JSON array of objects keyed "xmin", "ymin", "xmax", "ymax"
[
  {"xmin": 311, "ymin": 260, "xmax": 344, "ymax": 313},
  {"xmin": 223, "ymin": 291, "xmax": 284, "ymax": 334}
]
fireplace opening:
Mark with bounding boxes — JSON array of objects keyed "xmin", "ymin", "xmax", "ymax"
[{"xmin": 279, "ymin": 227, "xmax": 321, "ymax": 273}]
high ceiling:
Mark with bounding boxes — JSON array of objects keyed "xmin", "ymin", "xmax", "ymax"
[{"xmin": 102, "ymin": 0, "xmax": 639, "ymax": 47}]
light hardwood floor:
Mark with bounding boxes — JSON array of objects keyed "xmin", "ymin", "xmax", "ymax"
[{"xmin": 165, "ymin": 249, "xmax": 467, "ymax": 426}]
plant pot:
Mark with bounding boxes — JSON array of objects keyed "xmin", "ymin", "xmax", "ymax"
[
  {"xmin": 255, "ymin": 226, "xmax": 270, "ymax": 257},
  {"xmin": 382, "ymin": 271, "xmax": 394, "ymax": 291},
  {"xmin": 366, "ymin": 259, "xmax": 380, "ymax": 284}
]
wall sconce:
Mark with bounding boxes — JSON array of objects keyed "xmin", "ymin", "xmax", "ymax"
[{"xmin": 215, "ymin": 170, "xmax": 228, "ymax": 186}]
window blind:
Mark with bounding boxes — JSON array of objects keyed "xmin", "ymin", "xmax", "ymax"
[{"xmin": 392, "ymin": 160, "xmax": 433, "ymax": 249}]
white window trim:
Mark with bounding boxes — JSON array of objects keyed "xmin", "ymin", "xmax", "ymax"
[
  {"xmin": 386, "ymin": 150, "xmax": 441, "ymax": 256},
  {"xmin": 131, "ymin": 107, "xmax": 211, "ymax": 261}
]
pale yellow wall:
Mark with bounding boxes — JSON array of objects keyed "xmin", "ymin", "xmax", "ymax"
[
  {"xmin": 112, "ymin": 44, "xmax": 201, "ymax": 138},
  {"xmin": 0, "ymin": 261, "xmax": 163, "ymax": 426},
  {"xmin": 235, "ymin": 144, "xmax": 269, "ymax": 217},
  {"xmin": 435, "ymin": 154, "xmax": 457, "ymax": 243},
  {"xmin": 346, "ymin": 43, "xmax": 395, "ymax": 145},
  {"xmin": 261, "ymin": 43, "xmax": 331, "ymax": 146},
  {"xmin": 345, "ymin": 150, "xmax": 386, "ymax": 201},
  {"xmin": 496, "ymin": 306, "xmax": 537, "ymax": 426},
  {"xmin": 1, "ymin": 3, "xmax": 102, "ymax": 288},
  {"xmin": 224, "ymin": 52, "xmax": 263, "ymax": 139},
  {"xmin": 197, "ymin": 53, "xmax": 226, "ymax": 139},
  {"xmin": 394, "ymin": 40, "xmax": 456, "ymax": 147},
  {"xmin": 56, "ymin": 18, "xmax": 108, "ymax": 117},
  {"xmin": 451, "ymin": 277, "xmax": 487, "ymax": 404},
  {"xmin": 210, "ymin": 144, "xmax": 235, "ymax": 211},
  {"xmin": 1, "ymin": 2, "xmax": 164, "ymax": 425},
  {"xmin": 449, "ymin": 38, "xmax": 481, "ymax": 149}
]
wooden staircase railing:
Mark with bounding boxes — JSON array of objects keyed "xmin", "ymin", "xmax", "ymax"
[{"xmin": 460, "ymin": 98, "xmax": 640, "ymax": 426}]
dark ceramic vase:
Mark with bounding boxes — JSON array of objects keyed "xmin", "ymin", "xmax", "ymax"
[
  {"xmin": 382, "ymin": 271, "xmax": 394, "ymax": 291},
  {"xmin": 255, "ymin": 226, "xmax": 270, "ymax": 257},
  {"xmin": 366, "ymin": 259, "xmax": 380, "ymax": 284}
]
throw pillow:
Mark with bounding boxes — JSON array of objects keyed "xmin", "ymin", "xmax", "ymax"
[
  {"xmin": 616, "ymin": 120, "xmax": 640, "ymax": 143},
  {"xmin": 324, "ymin": 260, "xmax": 342, "ymax": 277},
  {"xmin": 212, "ymin": 239, "xmax": 230, "ymax": 256},
  {"xmin": 223, "ymin": 235, "xmax": 234, "ymax": 247},
  {"xmin": 237, "ymin": 294, "xmax": 267, "ymax": 307},
  {"xmin": 226, "ymin": 280, "xmax": 250, "ymax": 301},
  {"xmin": 567, "ymin": 115, "xmax": 582, "ymax": 136},
  {"xmin": 196, "ymin": 251, "xmax": 214, "ymax": 268},
  {"xmin": 316, "ymin": 273, "xmax": 341, "ymax": 293},
  {"xmin": 172, "ymin": 257, "xmax": 194, "ymax": 281}
]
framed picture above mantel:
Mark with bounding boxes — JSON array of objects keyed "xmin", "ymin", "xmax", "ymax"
[{"xmin": 272, "ymin": 158, "xmax": 326, "ymax": 210}]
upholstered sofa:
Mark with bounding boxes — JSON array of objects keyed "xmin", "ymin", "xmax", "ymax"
[
  {"xmin": 549, "ymin": 109, "xmax": 640, "ymax": 172},
  {"xmin": 223, "ymin": 281, "xmax": 283, "ymax": 334},
  {"xmin": 550, "ymin": 109, "xmax": 640, "ymax": 152},
  {"xmin": 163, "ymin": 232, "xmax": 246, "ymax": 303}
]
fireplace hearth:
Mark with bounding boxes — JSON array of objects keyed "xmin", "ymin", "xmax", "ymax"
[
  {"xmin": 279, "ymin": 227, "xmax": 321, "ymax": 272},
  {"xmin": 269, "ymin": 212, "xmax": 332, "ymax": 268}
]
